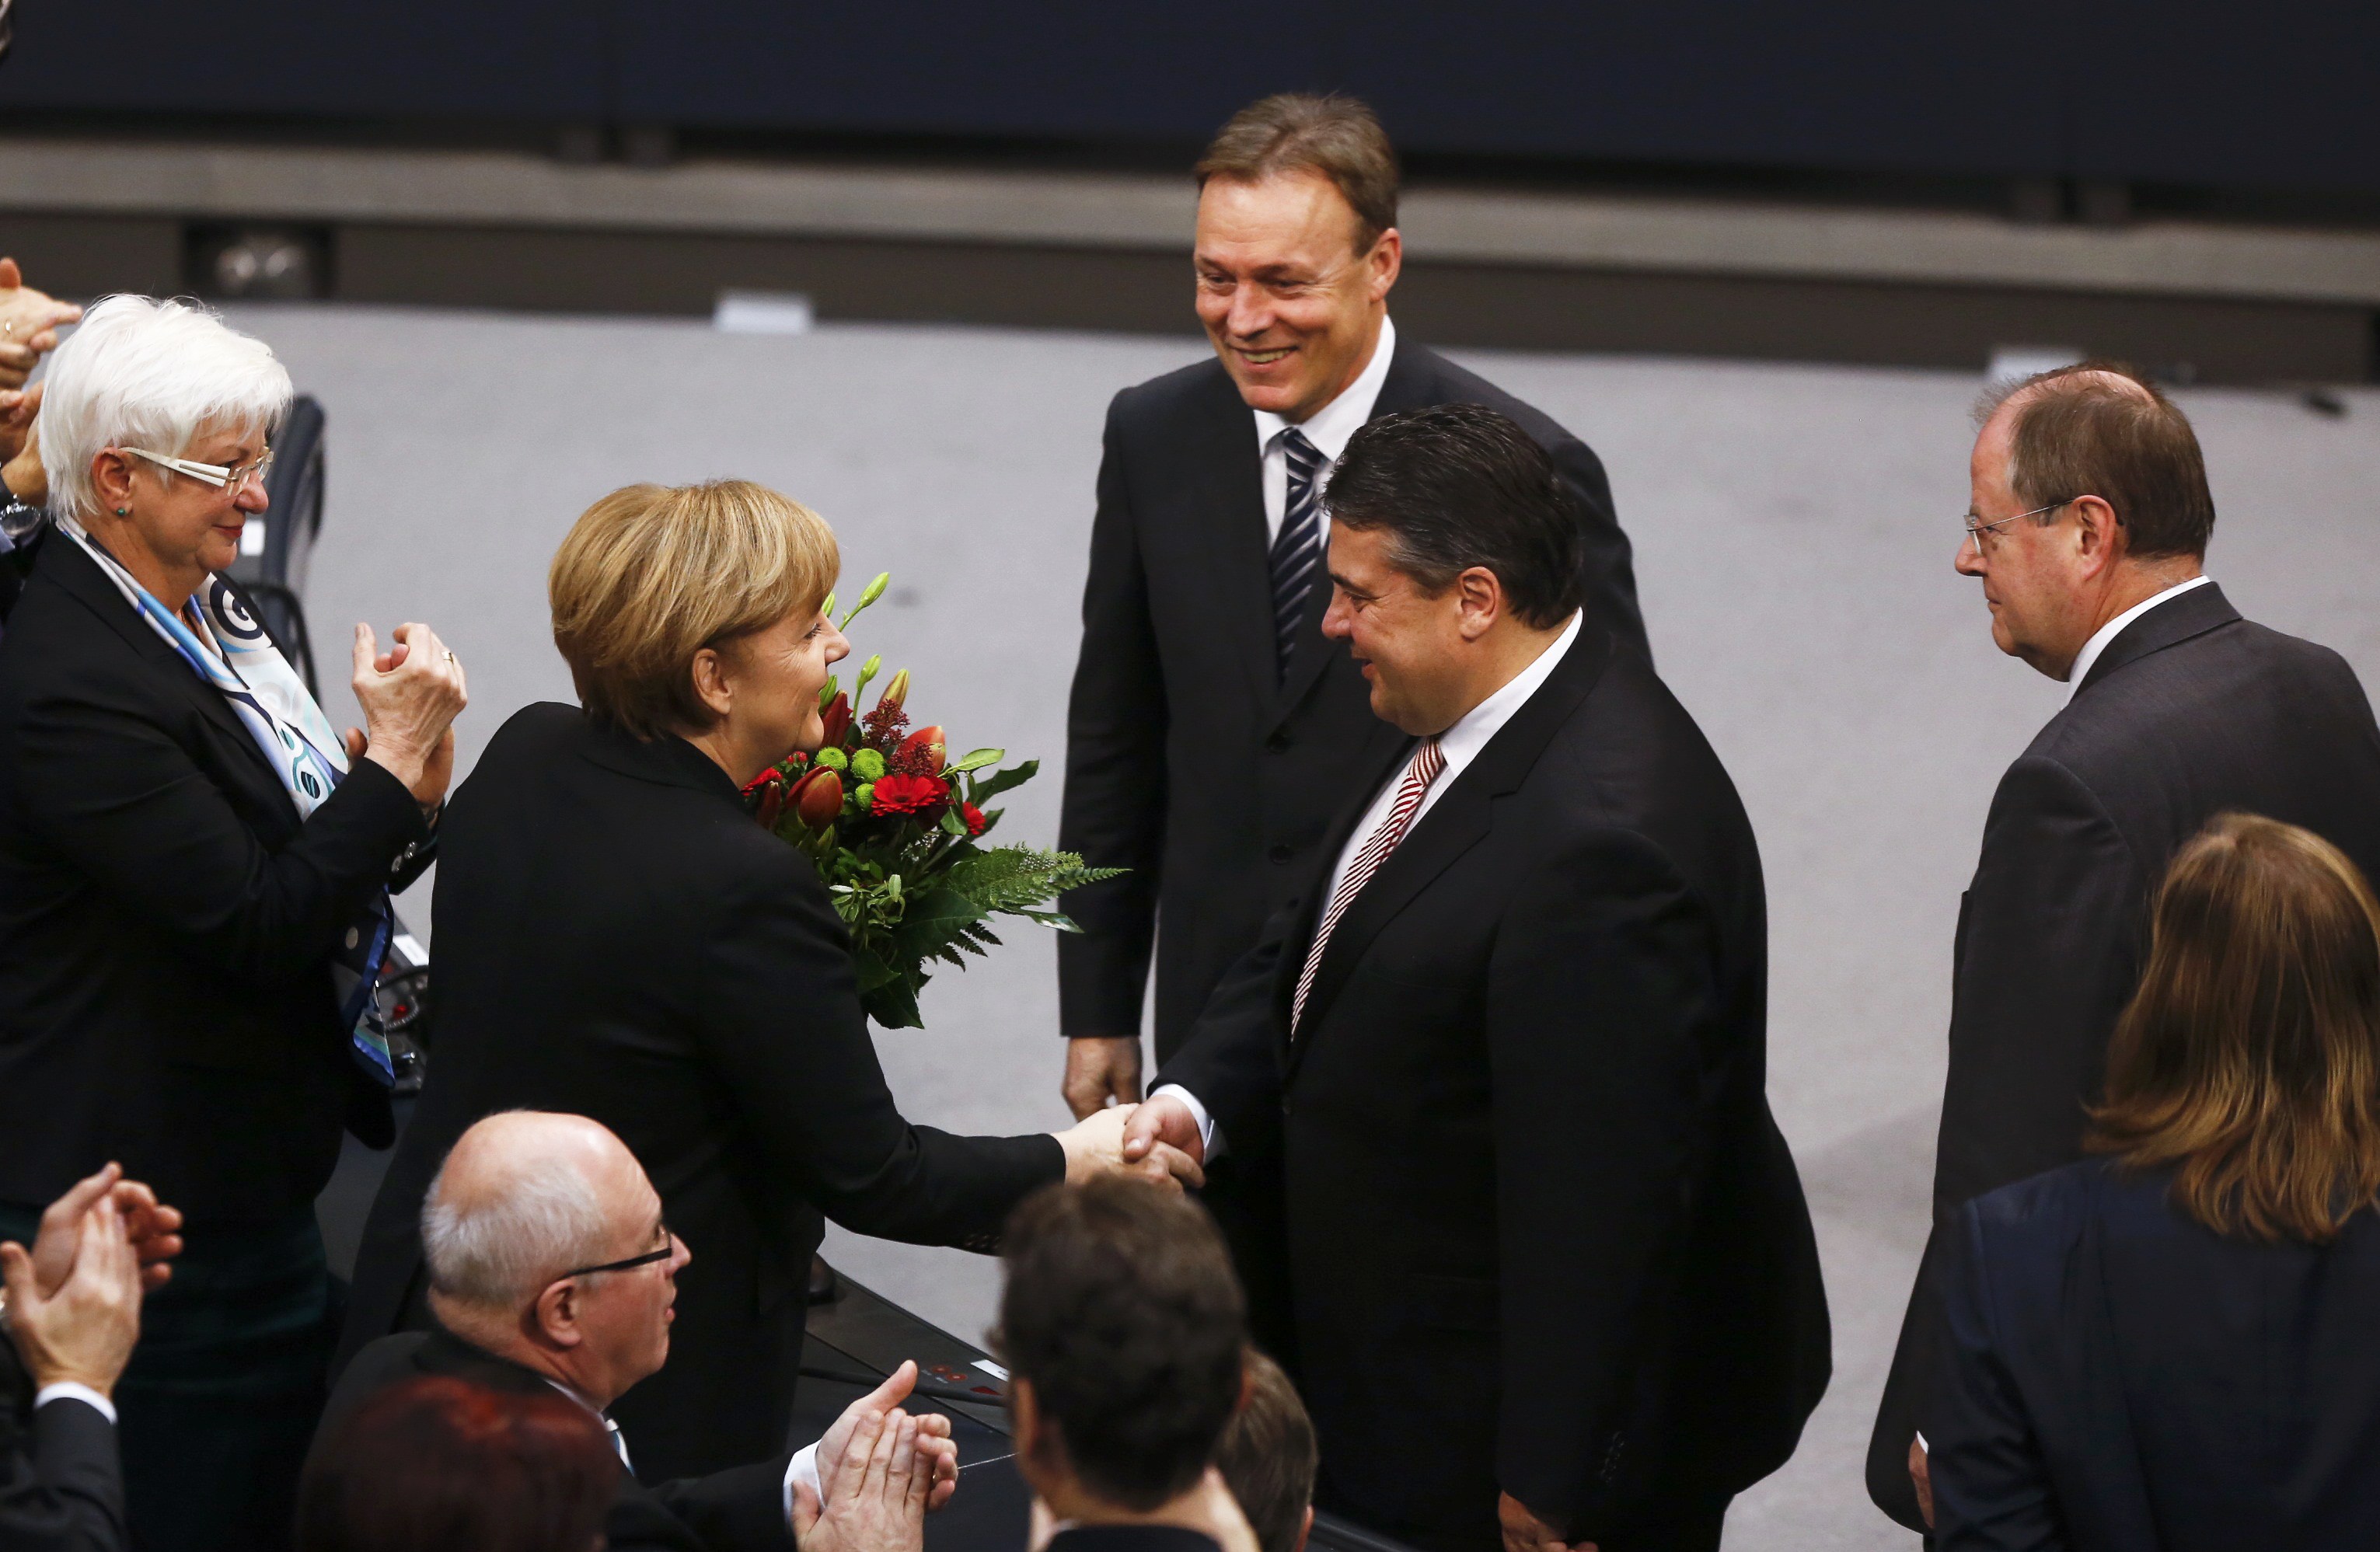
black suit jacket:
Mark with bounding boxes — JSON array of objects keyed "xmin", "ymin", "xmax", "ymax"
[
  {"xmin": 0, "ymin": 536, "xmax": 425, "ymax": 1222},
  {"xmin": 1930, "ymin": 1160, "xmax": 2380, "ymax": 1551},
  {"xmin": 0, "ymin": 1340, "xmax": 125, "ymax": 1552},
  {"xmin": 340, "ymin": 703, "xmax": 1064, "ymax": 1481},
  {"xmin": 1868, "ymin": 583, "xmax": 2380, "ymax": 1528},
  {"xmin": 321, "ymin": 1327, "xmax": 795, "ymax": 1552},
  {"xmin": 1058, "ymin": 335, "xmax": 1646, "ymax": 1061},
  {"xmin": 1157, "ymin": 626, "xmax": 1827, "ymax": 1550}
]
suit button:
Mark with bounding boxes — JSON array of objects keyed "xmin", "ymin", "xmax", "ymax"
[
  {"xmin": 1268, "ymin": 845, "xmax": 1293, "ymax": 865},
  {"xmin": 1265, "ymin": 731, "xmax": 1291, "ymax": 753}
]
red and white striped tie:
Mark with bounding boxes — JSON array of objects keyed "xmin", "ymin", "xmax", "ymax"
[{"xmin": 1292, "ymin": 737, "xmax": 1446, "ymax": 1034}]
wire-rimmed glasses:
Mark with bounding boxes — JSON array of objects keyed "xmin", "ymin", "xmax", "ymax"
[{"xmin": 1962, "ymin": 498, "xmax": 2071, "ymax": 550}]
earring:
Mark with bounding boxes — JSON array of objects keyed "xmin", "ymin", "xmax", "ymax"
[{"xmin": 116, "ymin": 507, "xmax": 129, "ymax": 516}]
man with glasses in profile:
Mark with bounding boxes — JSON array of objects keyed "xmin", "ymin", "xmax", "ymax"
[
  {"xmin": 321, "ymin": 1111, "xmax": 961, "ymax": 1552},
  {"xmin": 1868, "ymin": 361, "xmax": 2380, "ymax": 1535}
]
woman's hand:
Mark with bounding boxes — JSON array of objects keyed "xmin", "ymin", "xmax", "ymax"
[
  {"xmin": 1054, "ymin": 1103, "xmax": 1205, "ymax": 1192},
  {"xmin": 351, "ymin": 622, "xmax": 467, "ymax": 806}
]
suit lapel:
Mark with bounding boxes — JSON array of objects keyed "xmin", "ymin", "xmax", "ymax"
[
  {"xmin": 2073, "ymin": 581, "xmax": 2241, "ymax": 698},
  {"xmin": 1286, "ymin": 626, "xmax": 1613, "ymax": 1064},
  {"xmin": 46, "ymin": 536, "xmax": 296, "ymax": 817},
  {"xmin": 1265, "ymin": 337, "xmax": 1444, "ymax": 731},
  {"xmin": 1181, "ymin": 368, "xmax": 1280, "ymax": 710}
]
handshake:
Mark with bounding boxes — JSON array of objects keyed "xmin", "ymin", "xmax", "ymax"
[{"xmin": 1051, "ymin": 1100, "xmax": 1206, "ymax": 1192}]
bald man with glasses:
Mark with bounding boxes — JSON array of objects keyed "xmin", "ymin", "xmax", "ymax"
[
  {"xmin": 321, "ymin": 1111, "xmax": 961, "ymax": 1552},
  {"xmin": 1869, "ymin": 362, "xmax": 2380, "ymax": 1533}
]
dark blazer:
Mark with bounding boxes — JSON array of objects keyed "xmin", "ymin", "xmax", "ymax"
[
  {"xmin": 0, "ymin": 1340, "xmax": 126, "ymax": 1552},
  {"xmin": 1930, "ymin": 1160, "xmax": 2380, "ymax": 1551},
  {"xmin": 1868, "ymin": 583, "xmax": 2380, "ymax": 1528},
  {"xmin": 1157, "ymin": 626, "xmax": 1828, "ymax": 1551},
  {"xmin": 322, "ymin": 1327, "xmax": 794, "ymax": 1552},
  {"xmin": 0, "ymin": 535, "xmax": 426, "ymax": 1222},
  {"xmin": 1057, "ymin": 334, "xmax": 1646, "ymax": 1062},
  {"xmin": 340, "ymin": 703, "xmax": 1064, "ymax": 1481}
]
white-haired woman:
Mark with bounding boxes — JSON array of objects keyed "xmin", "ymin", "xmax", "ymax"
[{"xmin": 0, "ymin": 296, "xmax": 466, "ymax": 1552}]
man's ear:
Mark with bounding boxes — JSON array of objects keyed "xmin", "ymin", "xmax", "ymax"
[
  {"xmin": 1454, "ymin": 566, "xmax": 1502, "ymax": 642},
  {"xmin": 529, "ymin": 1278, "xmax": 585, "ymax": 1351},
  {"xmin": 2071, "ymin": 494, "xmax": 2123, "ymax": 573},
  {"xmin": 1236, "ymin": 1355, "xmax": 1255, "ymax": 1415},
  {"xmin": 1293, "ymin": 1504, "xmax": 1314, "ymax": 1552},
  {"xmin": 1365, "ymin": 227, "xmax": 1403, "ymax": 301}
]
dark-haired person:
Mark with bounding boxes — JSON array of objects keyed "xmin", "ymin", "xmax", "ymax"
[
  {"xmin": 1000, "ymin": 1178, "xmax": 1262, "ymax": 1552},
  {"xmin": 1929, "ymin": 814, "xmax": 2380, "ymax": 1548},
  {"xmin": 1125, "ymin": 406, "xmax": 1828, "ymax": 1552},
  {"xmin": 1869, "ymin": 364, "xmax": 2380, "ymax": 1533},
  {"xmin": 1057, "ymin": 92, "xmax": 1646, "ymax": 1135},
  {"xmin": 1213, "ymin": 1351, "xmax": 1315, "ymax": 1552}
]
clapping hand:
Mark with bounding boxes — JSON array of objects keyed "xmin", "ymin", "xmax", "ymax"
[
  {"xmin": 19, "ymin": 1162, "xmax": 183, "ymax": 1296},
  {"xmin": 0, "ymin": 1193, "xmax": 145, "ymax": 1398},
  {"xmin": 0, "ymin": 257, "xmax": 82, "ymax": 393},
  {"xmin": 1056, "ymin": 1103, "xmax": 1204, "ymax": 1191},
  {"xmin": 350, "ymin": 622, "xmax": 467, "ymax": 806},
  {"xmin": 816, "ymin": 1362, "xmax": 959, "ymax": 1514},
  {"xmin": 794, "ymin": 1404, "xmax": 937, "ymax": 1552}
]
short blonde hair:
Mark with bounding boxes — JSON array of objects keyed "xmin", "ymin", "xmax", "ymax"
[{"xmin": 550, "ymin": 480, "xmax": 839, "ymax": 740}]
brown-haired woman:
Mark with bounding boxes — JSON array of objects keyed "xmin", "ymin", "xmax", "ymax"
[
  {"xmin": 340, "ymin": 482, "xmax": 1195, "ymax": 1482},
  {"xmin": 1928, "ymin": 812, "xmax": 2380, "ymax": 1550}
]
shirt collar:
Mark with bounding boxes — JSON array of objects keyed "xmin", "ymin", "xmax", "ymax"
[
  {"xmin": 1436, "ymin": 611, "xmax": 1582, "ymax": 766},
  {"xmin": 2064, "ymin": 574, "xmax": 2212, "ymax": 703},
  {"xmin": 1252, "ymin": 314, "xmax": 1398, "ymax": 462}
]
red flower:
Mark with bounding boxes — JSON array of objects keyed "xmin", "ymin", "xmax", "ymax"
[
  {"xmin": 793, "ymin": 768, "xmax": 844, "ymax": 829},
  {"xmin": 959, "ymin": 803, "xmax": 987, "ymax": 837},
  {"xmin": 869, "ymin": 773, "xmax": 948, "ymax": 817}
]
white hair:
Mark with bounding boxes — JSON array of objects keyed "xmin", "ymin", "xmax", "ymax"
[
  {"xmin": 421, "ymin": 1129, "xmax": 616, "ymax": 1311},
  {"xmin": 37, "ymin": 294, "xmax": 293, "ymax": 521}
]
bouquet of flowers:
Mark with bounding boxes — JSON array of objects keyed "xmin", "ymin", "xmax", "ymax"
[{"xmin": 742, "ymin": 572, "xmax": 1121, "ymax": 1029}]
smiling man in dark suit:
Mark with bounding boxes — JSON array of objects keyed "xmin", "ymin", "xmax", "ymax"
[
  {"xmin": 1122, "ymin": 406, "xmax": 1827, "ymax": 1552},
  {"xmin": 1056, "ymin": 92, "xmax": 1645, "ymax": 1120},
  {"xmin": 1868, "ymin": 362, "xmax": 2380, "ymax": 1535}
]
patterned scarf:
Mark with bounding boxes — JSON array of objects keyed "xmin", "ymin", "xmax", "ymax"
[{"xmin": 61, "ymin": 516, "xmax": 398, "ymax": 1083}]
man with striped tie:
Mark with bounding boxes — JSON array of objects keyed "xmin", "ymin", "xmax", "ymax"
[
  {"xmin": 1122, "ymin": 406, "xmax": 1827, "ymax": 1552},
  {"xmin": 1057, "ymin": 92, "xmax": 1645, "ymax": 1125}
]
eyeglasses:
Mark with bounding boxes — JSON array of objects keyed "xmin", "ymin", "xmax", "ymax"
[
  {"xmin": 120, "ymin": 445, "xmax": 277, "ymax": 492},
  {"xmin": 1961, "ymin": 498, "xmax": 2071, "ymax": 549},
  {"xmin": 557, "ymin": 1229, "xmax": 676, "ymax": 1282}
]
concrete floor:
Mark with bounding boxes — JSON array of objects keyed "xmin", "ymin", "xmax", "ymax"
[{"xmin": 232, "ymin": 302, "xmax": 2380, "ymax": 1549}]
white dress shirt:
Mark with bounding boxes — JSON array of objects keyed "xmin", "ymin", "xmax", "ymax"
[
  {"xmin": 1252, "ymin": 315, "xmax": 1398, "ymax": 546},
  {"xmin": 544, "ymin": 1375, "xmax": 820, "ymax": 1513},
  {"xmin": 1159, "ymin": 611, "xmax": 1583, "ymax": 1153},
  {"xmin": 2064, "ymin": 574, "xmax": 2212, "ymax": 703},
  {"xmin": 33, "ymin": 1381, "xmax": 116, "ymax": 1424}
]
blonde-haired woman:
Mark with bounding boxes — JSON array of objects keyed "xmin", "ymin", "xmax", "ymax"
[
  {"xmin": 344, "ymin": 481, "xmax": 1194, "ymax": 1481},
  {"xmin": 1928, "ymin": 812, "xmax": 2380, "ymax": 1549}
]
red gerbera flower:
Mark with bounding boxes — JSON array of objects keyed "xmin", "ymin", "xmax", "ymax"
[
  {"xmin": 869, "ymin": 773, "xmax": 949, "ymax": 817},
  {"xmin": 960, "ymin": 803, "xmax": 987, "ymax": 837}
]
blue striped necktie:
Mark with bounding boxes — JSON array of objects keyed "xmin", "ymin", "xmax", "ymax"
[{"xmin": 1269, "ymin": 427, "xmax": 1327, "ymax": 679}]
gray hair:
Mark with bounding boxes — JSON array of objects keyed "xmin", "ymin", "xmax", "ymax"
[
  {"xmin": 421, "ymin": 1132, "xmax": 614, "ymax": 1311},
  {"xmin": 37, "ymin": 294, "xmax": 292, "ymax": 521}
]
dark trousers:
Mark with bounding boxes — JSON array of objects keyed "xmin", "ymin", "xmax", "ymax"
[{"xmin": 2, "ymin": 1203, "xmax": 334, "ymax": 1552}]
